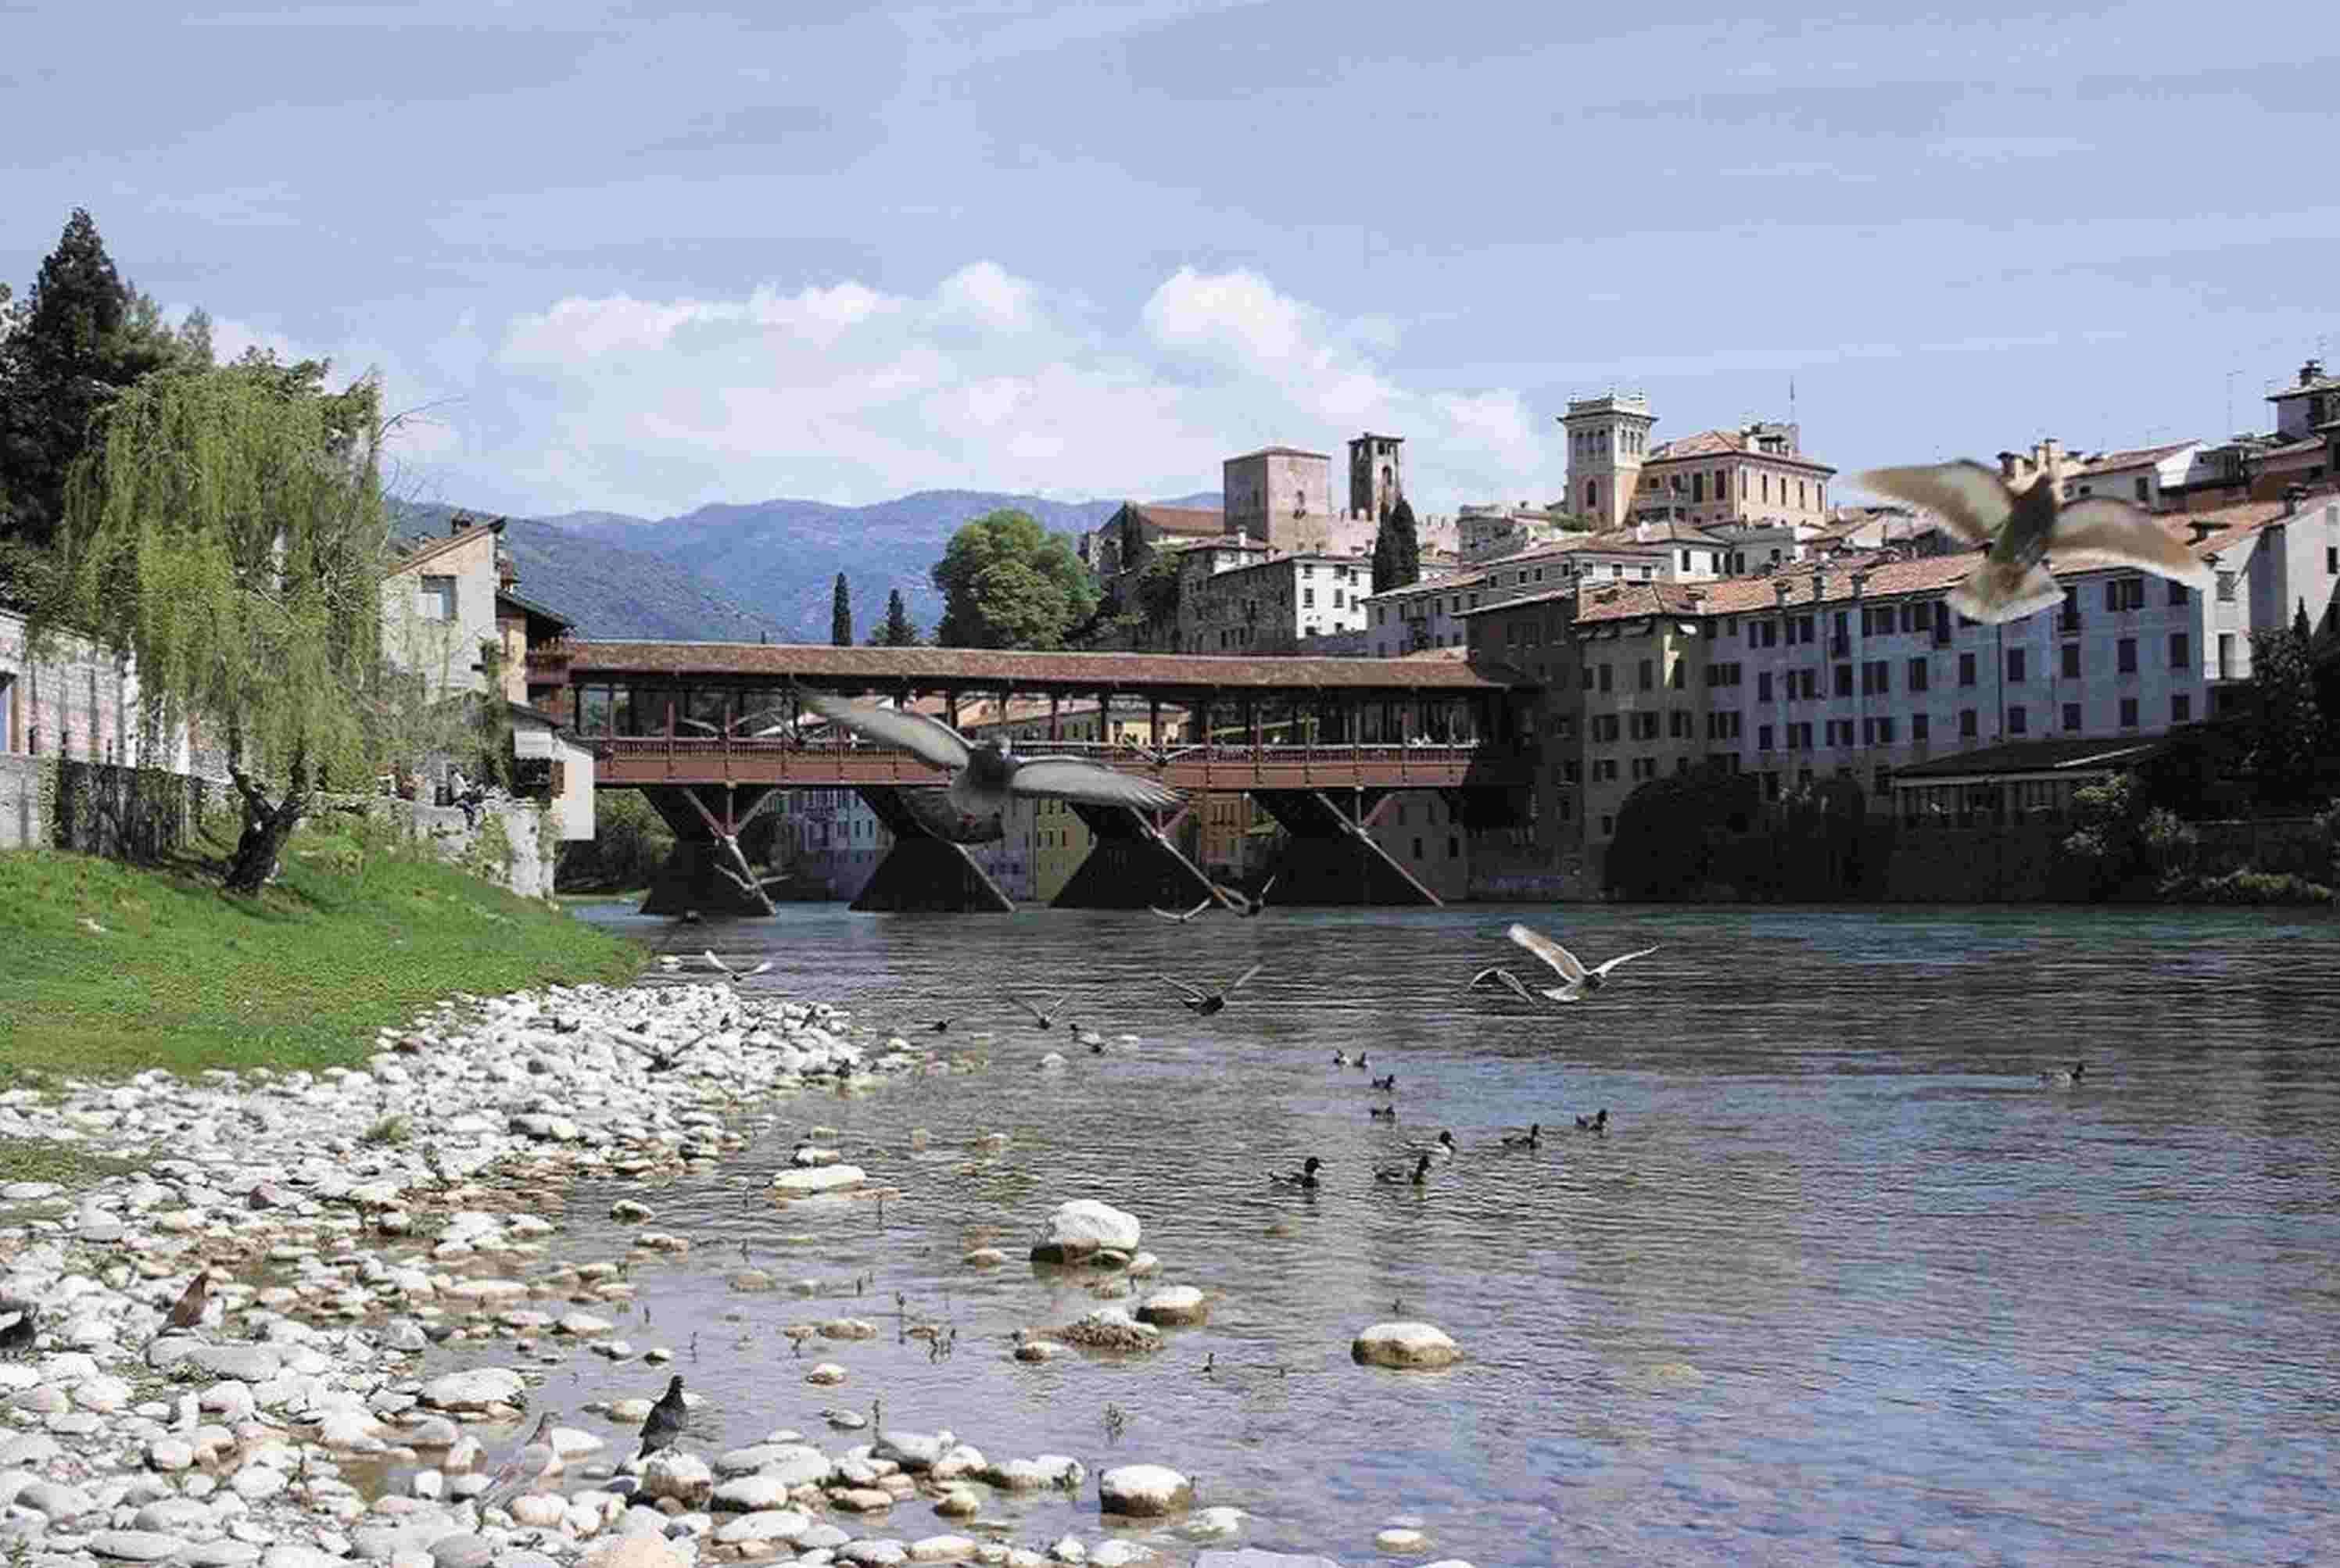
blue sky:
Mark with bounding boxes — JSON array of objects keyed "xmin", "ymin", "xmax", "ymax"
[{"xmin": 7, "ymin": 0, "xmax": 2336, "ymax": 522}]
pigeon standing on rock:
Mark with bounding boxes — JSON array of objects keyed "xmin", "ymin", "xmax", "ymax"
[
  {"xmin": 163, "ymin": 1271, "xmax": 211, "ymax": 1331},
  {"xmin": 636, "ymin": 1375, "xmax": 688, "ymax": 1461},
  {"xmin": 484, "ymin": 1412, "xmax": 561, "ymax": 1505},
  {"xmin": 1854, "ymin": 460, "xmax": 2212, "ymax": 624},
  {"xmin": 0, "ymin": 1299, "xmax": 35, "ymax": 1355}
]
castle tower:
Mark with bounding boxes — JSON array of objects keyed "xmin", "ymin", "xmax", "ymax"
[
  {"xmin": 1349, "ymin": 432, "xmax": 1405, "ymax": 517},
  {"xmin": 1560, "ymin": 392, "xmax": 1656, "ymax": 529}
]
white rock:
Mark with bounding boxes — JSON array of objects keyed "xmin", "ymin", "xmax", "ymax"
[
  {"xmin": 421, "ymin": 1367, "xmax": 527, "ymax": 1409},
  {"xmin": 1030, "ymin": 1198, "xmax": 1141, "ymax": 1263},
  {"xmin": 1350, "ymin": 1321, "xmax": 1460, "ymax": 1369},
  {"xmin": 805, "ymin": 1362, "xmax": 847, "ymax": 1385},
  {"xmin": 1135, "ymin": 1287, "xmax": 1208, "ymax": 1326},
  {"xmin": 1376, "ymin": 1528, "xmax": 1430, "ymax": 1552},
  {"xmin": 1098, "ymin": 1463, "xmax": 1192, "ymax": 1516},
  {"xmin": 771, "ymin": 1164, "xmax": 866, "ymax": 1194}
]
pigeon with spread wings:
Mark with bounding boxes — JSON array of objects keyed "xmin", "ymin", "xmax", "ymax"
[
  {"xmin": 1854, "ymin": 460, "xmax": 2210, "ymax": 625},
  {"xmin": 1159, "ymin": 963, "xmax": 1263, "ymax": 1018},
  {"xmin": 1503, "ymin": 923, "xmax": 1658, "ymax": 1003},
  {"xmin": 794, "ymin": 688, "xmax": 1181, "ymax": 822}
]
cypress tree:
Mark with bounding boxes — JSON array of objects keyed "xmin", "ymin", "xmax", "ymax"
[
  {"xmin": 1371, "ymin": 507, "xmax": 1398, "ymax": 595},
  {"xmin": 1387, "ymin": 496, "xmax": 1423, "ymax": 587},
  {"xmin": 830, "ymin": 572, "xmax": 852, "ymax": 646},
  {"xmin": 873, "ymin": 587, "xmax": 918, "ymax": 647}
]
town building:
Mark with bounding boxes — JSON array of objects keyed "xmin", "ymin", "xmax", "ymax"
[
  {"xmin": 1560, "ymin": 392, "xmax": 1837, "ymax": 535},
  {"xmin": 1364, "ymin": 570, "xmax": 1486, "ymax": 656},
  {"xmin": 1080, "ymin": 502, "xmax": 1227, "ymax": 581},
  {"xmin": 1185, "ymin": 551, "xmax": 1374, "ymax": 653},
  {"xmin": 1457, "ymin": 503, "xmax": 1575, "ymax": 564},
  {"xmin": 384, "ymin": 514, "xmax": 597, "ymax": 839},
  {"xmin": 2166, "ymin": 360, "xmax": 2339, "ymax": 512},
  {"xmin": 786, "ymin": 786, "xmax": 889, "ymax": 901},
  {"xmin": 2062, "ymin": 441, "xmax": 2202, "ymax": 510},
  {"xmin": 1481, "ymin": 488, "xmax": 2339, "ymax": 879}
]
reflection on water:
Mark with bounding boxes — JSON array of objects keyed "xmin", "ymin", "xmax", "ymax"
[{"xmin": 478, "ymin": 904, "xmax": 2340, "ymax": 1566}]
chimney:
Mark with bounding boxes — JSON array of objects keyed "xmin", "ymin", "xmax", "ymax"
[
  {"xmin": 449, "ymin": 512, "xmax": 472, "ymax": 536},
  {"xmin": 2304, "ymin": 359, "xmax": 2325, "ymax": 387},
  {"xmin": 1851, "ymin": 569, "xmax": 1869, "ymax": 597},
  {"xmin": 1772, "ymin": 578, "xmax": 1791, "ymax": 607},
  {"xmin": 1811, "ymin": 567, "xmax": 1826, "ymax": 604}
]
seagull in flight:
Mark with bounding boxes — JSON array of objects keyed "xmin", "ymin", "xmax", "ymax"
[
  {"xmin": 703, "ymin": 951, "xmax": 772, "ymax": 979},
  {"xmin": 1854, "ymin": 460, "xmax": 2212, "ymax": 625},
  {"xmin": 1012, "ymin": 994, "xmax": 1072, "ymax": 1030},
  {"xmin": 1150, "ymin": 898, "xmax": 1213, "ymax": 923},
  {"xmin": 794, "ymin": 688, "xmax": 1182, "ymax": 822},
  {"xmin": 1159, "ymin": 963, "xmax": 1263, "ymax": 1018},
  {"xmin": 1469, "ymin": 965, "xmax": 1539, "ymax": 1003},
  {"xmin": 1498, "ymin": 924, "xmax": 1659, "ymax": 1003}
]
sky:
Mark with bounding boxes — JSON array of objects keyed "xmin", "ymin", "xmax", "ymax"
[{"xmin": 6, "ymin": 0, "xmax": 2338, "ymax": 524}]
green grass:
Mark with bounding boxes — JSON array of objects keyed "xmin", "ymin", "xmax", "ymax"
[{"xmin": 0, "ymin": 822, "xmax": 643, "ymax": 1090}]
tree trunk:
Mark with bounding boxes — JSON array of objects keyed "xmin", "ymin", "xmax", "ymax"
[{"xmin": 224, "ymin": 761, "xmax": 308, "ymax": 894}]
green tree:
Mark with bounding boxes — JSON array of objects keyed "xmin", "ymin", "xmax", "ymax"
[
  {"xmin": 830, "ymin": 571, "xmax": 852, "ymax": 646},
  {"xmin": 2061, "ymin": 771, "xmax": 2197, "ymax": 899},
  {"xmin": 0, "ymin": 209, "xmax": 189, "ymax": 575},
  {"xmin": 30, "ymin": 359, "xmax": 389, "ymax": 892},
  {"xmin": 2246, "ymin": 620, "xmax": 2327, "ymax": 807},
  {"xmin": 869, "ymin": 586, "xmax": 919, "ymax": 647},
  {"xmin": 930, "ymin": 508, "xmax": 1098, "ymax": 650},
  {"xmin": 1371, "ymin": 510, "xmax": 1398, "ymax": 594}
]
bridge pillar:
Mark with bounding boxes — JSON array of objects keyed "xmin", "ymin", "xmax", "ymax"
[
  {"xmin": 1050, "ymin": 802, "xmax": 1215, "ymax": 911},
  {"xmin": 850, "ymin": 786, "xmax": 1015, "ymax": 913},
  {"xmin": 1252, "ymin": 789, "xmax": 1442, "ymax": 907},
  {"xmin": 637, "ymin": 785, "xmax": 783, "ymax": 918}
]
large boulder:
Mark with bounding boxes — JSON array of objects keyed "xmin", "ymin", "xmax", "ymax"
[
  {"xmin": 1030, "ymin": 1199, "xmax": 1141, "ymax": 1264},
  {"xmin": 1349, "ymin": 1321, "xmax": 1460, "ymax": 1369}
]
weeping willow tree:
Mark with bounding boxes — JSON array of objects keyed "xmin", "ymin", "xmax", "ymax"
[{"xmin": 30, "ymin": 357, "xmax": 389, "ymax": 891}]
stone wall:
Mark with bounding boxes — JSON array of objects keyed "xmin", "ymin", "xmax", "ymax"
[
  {"xmin": 1881, "ymin": 824, "xmax": 2063, "ymax": 903},
  {"xmin": 349, "ymin": 796, "xmax": 555, "ymax": 900},
  {"xmin": 0, "ymin": 754, "xmax": 211, "ymax": 857}
]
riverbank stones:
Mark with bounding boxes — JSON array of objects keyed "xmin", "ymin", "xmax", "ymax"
[
  {"xmin": 1350, "ymin": 1321, "xmax": 1460, "ymax": 1369},
  {"xmin": 1135, "ymin": 1287, "xmax": 1208, "ymax": 1326},
  {"xmin": 772, "ymin": 1164, "xmax": 866, "ymax": 1195}
]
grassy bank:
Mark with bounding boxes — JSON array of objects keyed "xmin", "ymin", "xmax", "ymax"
[{"xmin": 0, "ymin": 827, "xmax": 644, "ymax": 1094}]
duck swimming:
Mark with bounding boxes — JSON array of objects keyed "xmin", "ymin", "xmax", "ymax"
[
  {"xmin": 1437, "ymin": 1129, "xmax": 1457, "ymax": 1157},
  {"xmin": 1370, "ymin": 1073, "xmax": 1395, "ymax": 1091},
  {"xmin": 1500, "ymin": 1122, "xmax": 1542, "ymax": 1150},
  {"xmin": 1367, "ymin": 1104, "xmax": 1396, "ymax": 1121},
  {"xmin": 1376, "ymin": 1153, "xmax": 1432, "ymax": 1186},
  {"xmin": 1575, "ymin": 1108, "xmax": 1608, "ymax": 1133},
  {"xmin": 1269, "ymin": 1156, "xmax": 1326, "ymax": 1189},
  {"xmin": 1332, "ymin": 1051, "xmax": 1349, "ymax": 1067},
  {"xmin": 2039, "ymin": 1061, "xmax": 2086, "ymax": 1087}
]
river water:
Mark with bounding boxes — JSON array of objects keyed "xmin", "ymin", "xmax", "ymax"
[{"xmin": 522, "ymin": 902, "xmax": 2340, "ymax": 1566}]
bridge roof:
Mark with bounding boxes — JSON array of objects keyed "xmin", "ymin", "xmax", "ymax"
[{"xmin": 567, "ymin": 641, "xmax": 1533, "ymax": 693}]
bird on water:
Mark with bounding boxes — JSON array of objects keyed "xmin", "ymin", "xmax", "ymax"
[
  {"xmin": 1012, "ymin": 995, "xmax": 1072, "ymax": 1030},
  {"xmin": 2039, "ymin": 1061, "xmax": 2086, "ymax": 1087},
  {"xmin": 1269, "ymin": 1156, "xmax": 1326, "ymax": 1190},
  {"xmin": 1853, "ymin": 460, "xmax": 2212, "ymax": 624},
  {"xmin": 794, "ymin": 687, "xmax": 1182, "ymax": 822},
  {"xmin": 1376, "ymin": 1153, "xmax": 1433, "ymax": 1186},
  {"xmin": 702, "ymin": 951, "xmax": 773, "ymax": 979},
  {"xmin": 1575, "ymin": 1108, "xmax": 1609, "ymax": 1133},
  {"xmin": 1159, "ymin": 963, "xmax": 1263, "ymax": 1018},
  {"xmin": 1500, "ymin": 1123, "xmax": 1542, "ymax": 1150},
  {"xmin": 636, "ymin": 1375, "xmax": 688, "ymax": 1461},
  {"xmin": 1367, "ymin": 1104, "xmax": 1397, "ymax": 1120},
  {"xmin": 1492, "ymin": 924, "xmax": 1660, "ymax": 1003}
]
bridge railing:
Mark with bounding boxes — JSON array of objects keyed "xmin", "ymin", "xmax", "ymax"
[{"xmin": 599, "ymin": 735, "xmax": 1507, "ymax": 770}]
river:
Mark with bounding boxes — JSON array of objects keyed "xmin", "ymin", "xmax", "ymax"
[{"xmin": 521, "ymin": 902, "xmax": 2340, "ymax": 1566}]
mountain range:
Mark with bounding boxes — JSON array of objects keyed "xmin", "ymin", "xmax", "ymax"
[{"xmin": 393, "ymin": 489, "xmax": 1221, "ymax": 643}]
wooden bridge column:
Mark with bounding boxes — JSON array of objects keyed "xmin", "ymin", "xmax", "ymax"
[
  {"xmin": 847, "ymin": 786, "xmax": 1014, "ymax": 913},
  {"xmin": 1249, "ymin": 787, "xmax": 1441, "ymax": 908},
  {"xmin": 1050, "ymin": 800, "xmax": 1214, "ymax": 911}
]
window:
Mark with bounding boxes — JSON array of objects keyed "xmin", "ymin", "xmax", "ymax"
[
  {"xmin": 1447, "ymin": 836, "xmax": 1459, "ymax": 860},
  {"xmin": 419, "ymin": 575, "xmax": 457, "ymax": 621},
  {"xmin": 1758, "ymin": 723, "xmax": 1775, "ymax": 752},
  {"xmin": 2062, "ymin": 702, "xmax": 2082, "ymax": 732},
  {"xmin": 1958, "ymin": 652, "xmax": 1976, "ymax": 687},
  {"xmin": 1833, "ymin": 664, "xmax": 1853, "ymax": 697},
  {"xmin": 2216, "ymin": 571, "xmax": 2236, "ymax": 603},
  {"xmin": 2169, "ymin": 578, "xmax": 2190, "ymax": 605},
  {"xmin": 2117, "ymin": 638, "xmax": 2137, "ymax": 674},
  {"xmin": 1669, "ymin": 709, "xmax": 1692, "ymax": 739},
  {"xmin": 1862, "ymin": 660, "xmax": 1890, "ymax": 696},
  {"xmin": 2169, "ymin": 632, "xmax": 2189, "ymax": 669},
  {"xmin": 2007, "ymin": 706, "xmax": 2027, "ymax": 736},
  {"xmin": 1600, "ymin": 664, "xmax": 1613, "ymax": 693},
  {"xmin": 1302, "ymin": 589, "xmax": 1315, "ymax": 608},
  {"xmin": 2006, "ymin": 648, "xmax": 2026, "ymax": 683},
  {"xmin": 1912, "ymin": 713, "xmax": 1930, "ymax": 742},
  {"xmin": 2062, "ymin": 643, "xmax": 2080, "ymax": 678},
  {"xmin": 2173, "ymin": 693, "xmax": 2191, "ymax": 723},
  {"xmin": 2119, "ymin": 696, "xmax": 2138, "ymax": 729},
  {"xmin": 1758, "ymin": 671, "xmax": 1775, "ymax": 701},
  {"xmin": 1908, "ymin": 657, "xmax": 1929, "ymax": 692},
  {"xmin": 2106, "ymin": 577, "xmax": 2145, "ymax": 611},
  {"xmin": 1638, "ymin": 659, "xmax": 1654, "ymax": 690},
  {"xmin": 1959, "ymin": 708, "xmax": 1978, "ymax": 738},
  {"xmin": 1413, "ymin": 838, "xmax": 1424, "ymax": 859},
  {"xmin": 2217, "ymin": 633, "xmax": 2234, "ymax": 679},
  {"xmin": 2134, "ymin": 476, "xmax": 2150, "ymax": 503},
  {"xmin": 1600, "ymin": 815, "xmax": 1614, "ymax": 836}
]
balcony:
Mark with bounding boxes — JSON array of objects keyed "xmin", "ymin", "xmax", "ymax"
[{"xmin": 525, "ymin": 639, "xmax": 578, "ymax": 682}]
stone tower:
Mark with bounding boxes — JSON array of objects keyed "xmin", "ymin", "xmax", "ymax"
[
  {"xmin": 1560, "ymin": 392, "xmax": 1656, "ymax": 529},
  {"xmin": 1349, "ymin": 432, "xmax": 1404, "ymax": 517}
]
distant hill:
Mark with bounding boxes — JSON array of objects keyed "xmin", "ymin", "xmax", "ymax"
[
  {"xmin": 403, "ymin": 489, "xmax": 1224, "ymax": 645},
  {"xmin": 389, "ymin": 501, "xmax": 773, "ymax": 642}
]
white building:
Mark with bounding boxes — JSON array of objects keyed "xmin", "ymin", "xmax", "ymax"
[
  {"xmin": 1364, "ymin": 571, "xmax": 1487, "ymax": 656},
  {"xmin": 1186, "ymin": 551, "xmax": 1374, "ymax": 653},
  {"xmin": 2062, "ymin": 441, "xmax": 2202, "ymax": 510}
]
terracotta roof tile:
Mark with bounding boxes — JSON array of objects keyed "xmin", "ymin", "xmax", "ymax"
[
  {"xmin": 1127, "ymin": 504, "xmax": 1227, "ymax": 535},
  {"xmin": 1644, "ymin": 428, "xmax": 1837, "ymax": 474},
  {"xmin": 2076, "ymin": 440, "xmax": 2196, "ymax": 474}
]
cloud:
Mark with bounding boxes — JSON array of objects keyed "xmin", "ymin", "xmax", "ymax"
[{"xmin": 382, "ymin": 262, "xmax": 1566, "ymax": 518}]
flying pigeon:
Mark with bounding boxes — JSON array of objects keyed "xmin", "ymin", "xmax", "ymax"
[
  {"xmin": 1159, "ymin": 963, "xmax": 1263, "ymax": 1018},
  {"xmin": 794, "ymin": 688, "xmax": 1181, "ymax": 821},
  {"xmin": 702, "ymin": 951, "xmax": 772, "ymax": 978},
  {"xmin": 1854, "ymin": 460, "xmax": 2211, "ymax": 625}
]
